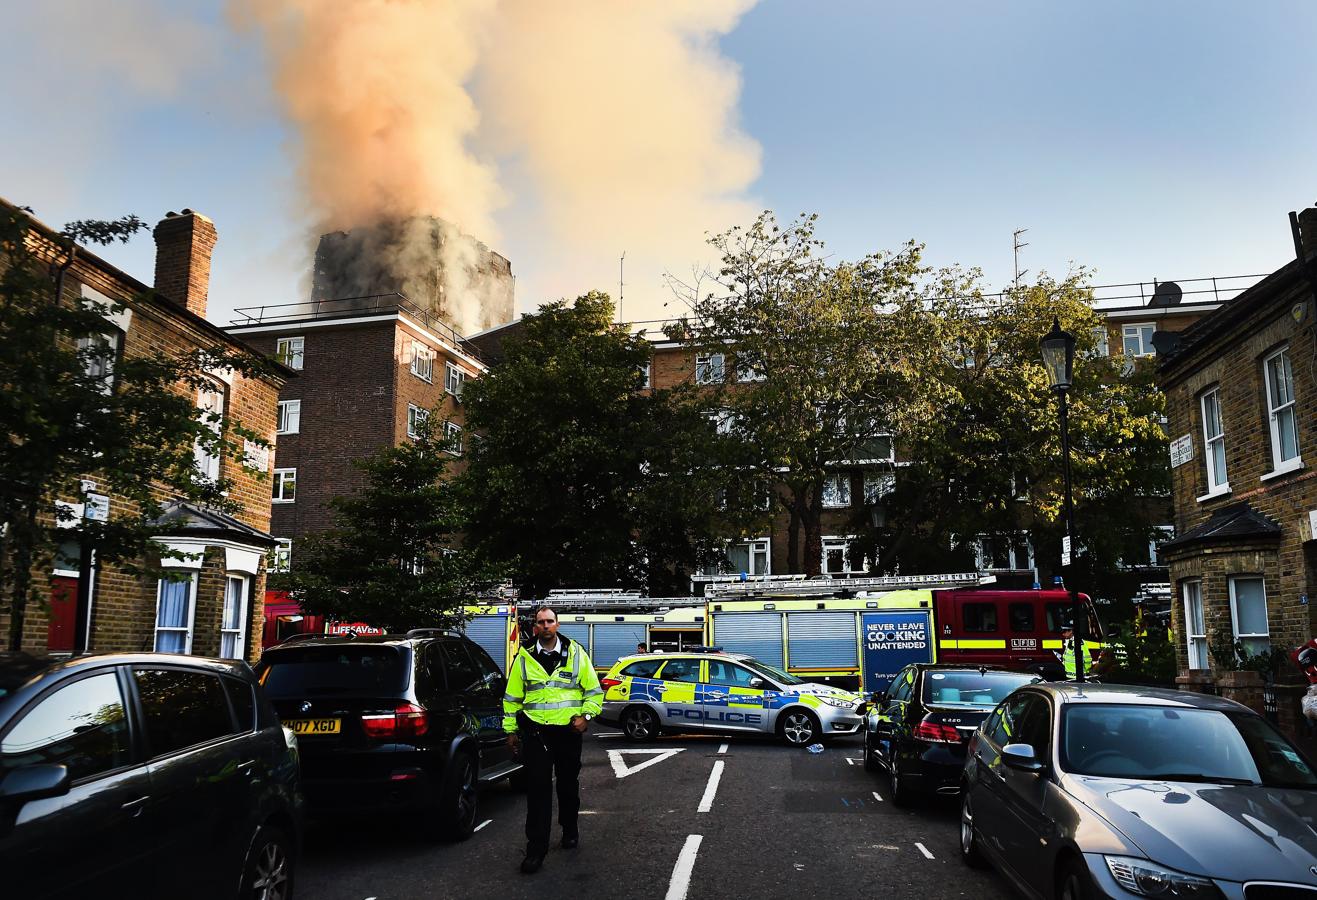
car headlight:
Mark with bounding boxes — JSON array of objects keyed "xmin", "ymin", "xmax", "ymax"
[
  {"xmin": 1105, "ymin": 856, "xmax": 1220, "ymax": 898},
  {"xmin": 817, "ymin": 695, "xmax": 857, "ymax": 709}
]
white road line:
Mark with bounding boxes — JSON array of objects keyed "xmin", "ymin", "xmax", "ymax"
[
  {"xmin": 717, "ymin": 743, "xmax": 729, "ymax": 755},
  {"xmin": 474, "ymin": 819, "xmax": 492, "ymax": 832},
  {"xmin": 697, "ymin": 760, "xmax": 725, "ymax": 813},
  {"xmin": 593, "ymin": 732, "xmax": 624, "ymax": 737},
  {"xmin": 665, "ymin": 834, "xmax": 704, "ymax": 900},
  {"xmin": 871, "ymin": 791, "xmax": 884, "ymax": 803},
  {"xmin": 915, "ymin": 842, "xmax": 935, "ymax": 860},
  {"xmin": 845, "ymin": 757, "xmax": 856, "ymax": 765}
]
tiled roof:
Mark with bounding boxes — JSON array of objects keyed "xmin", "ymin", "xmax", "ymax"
[
  {"xmin": 149, "ymin": 500, "xmax": 278, "ymax": 547},
  {"xmin": 1160, "ymin": 501, "xmax": 1281, "ymax": 552}
]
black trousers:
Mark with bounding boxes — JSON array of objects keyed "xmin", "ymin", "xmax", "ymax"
[{"xmin": 521, "ymin": 722, "xmax": 582, "ymax": 855}]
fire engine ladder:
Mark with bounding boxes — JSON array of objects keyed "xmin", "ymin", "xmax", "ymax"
[
  {"xmin": 529, "ymin": 589, "xmax": 707, "ymax": 612},
  {"xmin": 704, "ymin": 572, "xmax": 989, "ymax": 599}
]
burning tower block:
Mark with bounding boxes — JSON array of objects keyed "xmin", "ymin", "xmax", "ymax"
[{"xmin": 312, "ymin": 217, "xmax": 514, "ymax": 335}]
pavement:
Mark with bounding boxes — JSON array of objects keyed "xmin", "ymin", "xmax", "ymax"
[{"xmin": 298, "ymin": 730, "xmax": 1017, "ymax": 900}]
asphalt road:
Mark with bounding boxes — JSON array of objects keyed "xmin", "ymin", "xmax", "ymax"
[{"xmin": 298, "ymin": 731, "xmax": 1017, "ymax": 900}]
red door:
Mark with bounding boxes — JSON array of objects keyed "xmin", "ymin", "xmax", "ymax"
[{"xmin": 48, "ymin": 575, "xmax": 79, "ymax": 652}]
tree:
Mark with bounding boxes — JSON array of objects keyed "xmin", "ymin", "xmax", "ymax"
[
  {"xmin": 271, "ymin": 416, "xmax": 501, "ymax": 629},
  {"xmin": 459, "ymin": 292, "xmax": 762, "ymax": 598},
  {"xmin": 0, "ymin": 206, "xmax": 273, "ymax": 650}
]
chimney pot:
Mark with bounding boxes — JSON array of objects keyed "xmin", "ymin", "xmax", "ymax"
[
  {"xmin": 153, "ymin": 210, "xmax": 217, "ymax": 319},
  {"xmin": 1298, "ymin": 208, "xmax": 1317, "ymax": 260}
]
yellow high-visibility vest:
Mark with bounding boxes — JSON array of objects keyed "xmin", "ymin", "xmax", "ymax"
[{"xmin": 503, "ymin": 637, "xmax": 604, "ymax": 731}]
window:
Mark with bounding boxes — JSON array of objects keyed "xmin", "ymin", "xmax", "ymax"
[
  {"xmin": 963, "ymin": 603, "xmax": 999, "ymax": 633},
  {"xmin": 154, "ymin": 575, "xmax": 196, "ymax": 653},
  {"xmin": 735, "ymin": 354, "xmax": 765, "ymax": 383},
  {"xmin": 133, "ymin": 669, "xmax": 236, "ymax": 756},
  {"xmin": 220, "ymin": 575, "xmax": 248, "ymax": 660},
  {"xmin": 270, "ymin": 539, "xmax": 292, "ymax": 573},
  {"xmin": 444, "ymin": 362, "xmax": 466, "ymax": 397},
  {"xmin": 706, "ymin": 409, "xmax": 738, "ymax": 436},
  {"xmin": 1183, "ymin": 580, "xmax": 1207, "ymax": 669},
  {"xmin": 889, "ymin": 668, "xmax": 915, "ymax": 703},
  {"xmin": 640, "ymin": 362, "xmax": 651, "ymax": 389},
  {"xmin": 444, "ymin": 421, "xmax": 463, "ymax": 454},
  {"xmin": 1089, "ymin": 326, "xmax": 1109, "ymax": 358},
  {"xmin": 1008, "ymin": 603, "xmax": 1035, "ymax": 633},
  {"xmin": 822, "ymin": 536, "xmax": 862, "ymax": 574},
  {"xmin": 0, "ymin": 672, "xmax": 130, "ymax": 781},
  {"xmin": 410, "ymin": 342, "xmax": 434, "ymax": 382},
  {"xmin": 706, "ymin": 661, "xmax": 758, "ymax": 687},
  {"xmin": 1229, "ymin": 576, "xmax": 1270, "ymax": 657},
  {"xmin": 223, "ymin": 678, "xmax": 256, "ymax": 732},
  {"xmin": 621, "ymin": 659, "xmax": 664, "ymax": 678},
  {"xmin": 1014, "ymin": 693, "xmax": 1052, "ymax": 753},
  {"xmin": 822, "ymin": 473, "xmax": 851, "ymax": 508},
  {"xmin": 725, "ymin": 539, "xmax": 770, "ymax": 576},
  {"xmin": 1264, "ymin": 347, "xmax": 1300, "ymax": 471},
  {"xmin": 863, "ymin": 472, "xmax": 895, "ymax": 504},
  {"xmin": 77, "ymin": 331, "xmax": 119, "ymax": 394},
  {"xmin": 272, "ymin": 468, "xmax": 297, "ymax": 503},
  {"xmin": 1122, "ymin": 323, "xmax": 1155, "ymax": 357},
  {"xmin": 1200, "ymin": 388, "xmax": 1228, "ymax": 494},
  {"xmin": 468, "ymin": 644, "xmax": 504, "ymax": 688},
  {"xmin": 1146, "ymin": 525, "xmax": 1174, "ymax": 566},
  {"xmin": 695, "ymin": 352, "xmax": 725, "ymax": 385},
  {"xmin": 276, "ymin": 399, "xmax": 301, "ymax": 435},
  {"xmin": 437, "ymin": 642, "xmax": 482, "ymax": 692},
  {"xmin": 275, "ymin": 336, "xmax": 304, "ymax": 370},
  {"xmin": 977, "ymin": 534, "xmax": 1032, "ymax": 570},
  {"xmin": 407, "ymin": 404, "xmax": 429, "ymax": 439},
  {"xmin": 659, "ymin": 658, "xmax": 702, "ymax": 683},
  {"xmin": 194, "ymin": 382, "xmax": 224, "ymax": 484}
]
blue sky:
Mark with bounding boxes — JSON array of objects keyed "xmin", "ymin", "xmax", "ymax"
[{"xmin": 4, "ymin": 1, "xmax": 1315, "ymax": 327}]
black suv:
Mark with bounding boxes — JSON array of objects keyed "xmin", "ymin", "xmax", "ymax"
[
  {"xmin": 255, "ymin": 629, "xmax": 520, "ymax": 840},
  {"xmin": 0, "ymin": 652, "xmax": 302, "ymax": 900}
]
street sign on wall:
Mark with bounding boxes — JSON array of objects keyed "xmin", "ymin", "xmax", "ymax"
[
  {"xmin": 1061, "ymin": 535, "xmax": 1072, "ymax": 567},
  {"xmin": 860, "ymin": 610, "xmax": 934, "ymax": 692},
  {"xmin": 83, "ymin": 493, "xmax": 110, "ymax": 522},
  {"xmin": 1169, "ymin": 433, "xmax": 1194, "ymax": 468}
]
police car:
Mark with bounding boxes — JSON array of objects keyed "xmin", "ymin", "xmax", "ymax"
[{"xmin": 597, "ymin": 649, "xmax": 866, "ymax": 745}]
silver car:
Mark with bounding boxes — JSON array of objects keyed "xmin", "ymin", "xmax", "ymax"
[
  {"xmin": 597, "ymin": 651, "xmax": 866, "ymax": 745},
  {"xmin": 960, "ymin": 682, "xmax": 1317, "ymax": 899}
]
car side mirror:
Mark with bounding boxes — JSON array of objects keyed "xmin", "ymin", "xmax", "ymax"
[
  {"xmin": 748, "ymin": 677, "xmax": 767, "ymax": 689},
  {"xmin": 0, "ymin": 764, "xmax": 70, "ymax": 805},
  {"xmin": 1002, "ymin": 743, "xmax": 1046, "ymax": 773}
]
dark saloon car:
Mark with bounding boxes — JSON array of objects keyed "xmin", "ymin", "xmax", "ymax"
[
  {"xmin": 255, "ymin": 630, "xmax": 521, "ymax": 841},
  {"xmin": 864, "ymin": 664, "xmax": 1040, "ymax": 804},
  {"xmin": 960, "ymin": 683, "xmax": 1317, "ymax": 900},
  {"xmin": 0, "ymin": 652, "xmax": 302, "ymax": 900}
]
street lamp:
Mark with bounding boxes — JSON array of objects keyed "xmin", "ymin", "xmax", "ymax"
[{"xmin": 1040, "ymin": 318, "xmax": 1085, "ymax": 682}]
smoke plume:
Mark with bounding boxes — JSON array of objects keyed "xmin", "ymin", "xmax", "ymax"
[{"xmin": 235, "ymin": 0, "xmax": 761, "ymax": 331}]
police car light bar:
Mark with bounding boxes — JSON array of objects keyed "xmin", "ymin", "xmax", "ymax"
[{"xmin": 705, "ymin": 572, "xmax": 986, "ymax": 598}]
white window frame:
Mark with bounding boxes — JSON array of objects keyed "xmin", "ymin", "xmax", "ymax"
[
  {"xmin": 822, "ymin": 473, "xmax": 851, "ymax": 508},
  {"xmin": 706, "ymin": 409, "xmax": 738, "ymax": 436},
  {"xmin": 711, "ymin": 537, "xmax": 770, "ymax": 577},
  {"xmin": 976, "ymin": 533, "xmax": 1033, "ymax": 571},
  {"xmin": 276, "ymin": 399, "xmax": 301, "ymax": 435},
  {"xmin": 863, "ymin": 471, "xmax": 895, "ymax": 504},
  {"xmin": 220, "ymin": 574, "xmax": 249, "ymax": 660},
  {"xmin": 410, "ymin": 342, "xmax": 434, "ymax": 382},
  {"xmin": 444, "ymin": 421, "xmax": 464, "ymax": 455},
  {"xmin": 444, "ymin": 362, "xmax": 466, "ymax": 397},
  {"xmin": 821, "ymin": 535, "xmax": 864, "ymax": 574},
  {"xmin": 735, "ymin": 355, "xmax": 766, "ymax": 383},
  {"xmin": 1263, "ymin": 347, "xmax": 1301, "ymax": 476},
  {"xmin": 153, "ymin": 573, "xmax": 198, "ymax": 654},
  {"xmin": 272, "ymin": 468, "xmax": 297, "ymax": 503},
  {"xmin": 640, "ymin": 361, "xmax": 652, "ymax": 389},
  {"xmin": 407, "ymin": 404, "xmax": 429, "ymax": 439},
  {"xmin": 270, "ymin": 539, "xmax": 292, "ymax": 574},
  {"xmin": 1228, "ymin": 575, "xmax": 1270, "ymax": 657},
  {"xmin": 276, "ymin": 336, "xmax": 304, "ymax": 370},
  {"xmin": 1199, "ymin": 387, "xmax": 1229, "ymax": 499},
  {"xmin": 1089, "ymin": 326, "xmax": 1110, "ymax": 358},
  {"xmin": 1149, "ymin": 525, "xmax": 1174, "ymax": 566},
  {"xmin": 77, "ymin": 330, "xmax": 119, "ymax": 394},
  {"xmin": 194, "ymin": 382, "xmax": 224, "ymax": 484},
  {"xmin": 1122, "ymin": 323, "xmax": 1155, "ymax": 358},
  {"xmin": 1182, "ymin": 579, "xmax": 1207, "ymax": 669},
  {"xmin": 695, "ymin": 352, "xmax": 726, "ymax": 385}
]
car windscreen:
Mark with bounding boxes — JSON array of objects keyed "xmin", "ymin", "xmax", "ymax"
[
  {"xmin": 257, "ymin": 647, "xmax": 409, "ymax": 697},
  {"xmin": 741, "ymin": 659, "xmax": 804, "ymax": 686},
  {"xmin": 1061, "ymin": 703, "xmax": 1317, "ymax": 787},
  {"xmin": 922, "ymin": 670, "xmax": 1038, "ymax": 707}
]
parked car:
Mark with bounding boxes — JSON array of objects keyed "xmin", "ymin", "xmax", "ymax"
[
  {"xmin": 0, "ymin": 651, "xmax": 301, "ymax": 900},
  {"xmin": 254, "ymin": 630, "xmax": 520, "ymax": 841},
  {"xmin": 960, "ymin": 682, "xmax": 1317, "ymax": 899},
  {"xmin": 598, "ymin": 650, "xmax": 866, "ymax": 745},
  {"xmin": 864, "ymin": 663, "xmax": 1040, "ymax": 804}
]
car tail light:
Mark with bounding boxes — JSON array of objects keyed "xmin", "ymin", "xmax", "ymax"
[
  {"xmin": 600, "ymin": 678, "xmax": 623, "ymax": 690},
  {"xmin": 912, "ymin": 719, "xmax": 963, "ymax": 744},
  {"xmin": 362, "ymin": 702, "xmax": 430, "ymax": 740}
]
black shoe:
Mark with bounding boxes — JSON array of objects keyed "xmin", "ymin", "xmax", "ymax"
[
  {"xmin": 520, "ymin": 854, "xmax": 545, "ymax": 874},
  {"xmin": 561, "ymin": 834, "xmax": 579, "ymax": 850}
]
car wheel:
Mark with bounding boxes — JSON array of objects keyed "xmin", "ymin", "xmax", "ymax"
[
  {"xmin": 622, "ymin": 706, "xmax": 660, "ymax": 741},
  {"xmin": 779, "ymin": 709, "xmax": 820, "ymax": 746},
  {"xmin": 889, "ymin": 754, "xmax": 914, "ymax": 806},
  {"xmin": 439, "ymin": 752, "xmax": 479, "ymax": 842},
  {"xmin": 239, "ymin": 824, "xmax": 294, "ymax": 900},
  {"xmin": 959, "ymin": 789, "xmax": 986, "ymax": 868},
  {"xmin": 863, "ymin": 730, "xmax": 880, "ymax": 772},
  {"xmin": 1057, "ymin": 858, "xmax": 1094, "ymax": 900}
]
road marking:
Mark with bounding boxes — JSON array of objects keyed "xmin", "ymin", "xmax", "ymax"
[
  {"xmin": 474, "ymin": 819, "xmax": 491, "ymax": 832},
  {"xmin": 845, "ymin": 757, "xmax": 857, "ymax": 765},
  {"xmin": 665, "ymin": 834, "xmax": 703, "ymax": 900},
  {"xmin": 697, "ymin": 760, "xmax": 724, "ymax": 813},
  {"xmin": 915, "ymin": 842, "xmax": 935, "ymax": 859},
  {"xmin": 717, "ymin": 743, "xmax": 728, "ymax": 755},
  {"xmin": 607, "ymin": 748, "xmax": 685, "ymax": 778},
  {"xmin": 871, "ymin": 791, "xmax": 884, "ymax": 803},
  {"xmin": 593, "ymin": 732, "xmax": 624, "ymax": 737}
]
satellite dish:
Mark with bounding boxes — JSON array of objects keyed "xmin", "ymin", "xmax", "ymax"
[{"xmin": 1148, "ymin": 281, "xmax": 1183, "ymax": 307}]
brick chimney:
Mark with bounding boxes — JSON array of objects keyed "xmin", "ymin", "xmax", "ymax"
[
  {"xmin": 1298, "ymin": 207, "xmax": 1317, "ymax": 260},
  {"xmin": 153, "ymin": 209, "xmax": 217, "ymax": 319}
]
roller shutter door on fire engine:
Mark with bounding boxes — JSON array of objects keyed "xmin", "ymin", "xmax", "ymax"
[
  {"xmin": 463, "ymin": 615, "xmax": 509, "ymax": 671},
  {"xmin": 712, "ymin": 613, "xmax": 784, "ymax": 668},
  {"xmin": 556, "ymin": 622, "xmax": 590, "ymax": 649},
  {"xmin": 593, "ymin": 623, "xmax": 645, "ymax": 668},
  {"xmin": 787, "ymin": 612, "xmax": 858, "ymax": 668}
]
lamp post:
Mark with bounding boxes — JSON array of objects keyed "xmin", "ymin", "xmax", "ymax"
[{"xmin": 1040, "ymin": 318, "xmax": 1084, "ymax": 682}]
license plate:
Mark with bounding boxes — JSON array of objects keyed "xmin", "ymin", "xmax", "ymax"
[{"xmin": 286, "ymin": 718, "xmax": 341, "ymax": 735}]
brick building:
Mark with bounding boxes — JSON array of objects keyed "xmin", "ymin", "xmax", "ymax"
[
  {"xmin": 1157, "ymin": 209, "xmax": 1317, "ymax": 721},
  {"xmin": 1, "ymin": 199, "xmax": 289, "ymax": 662}
]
